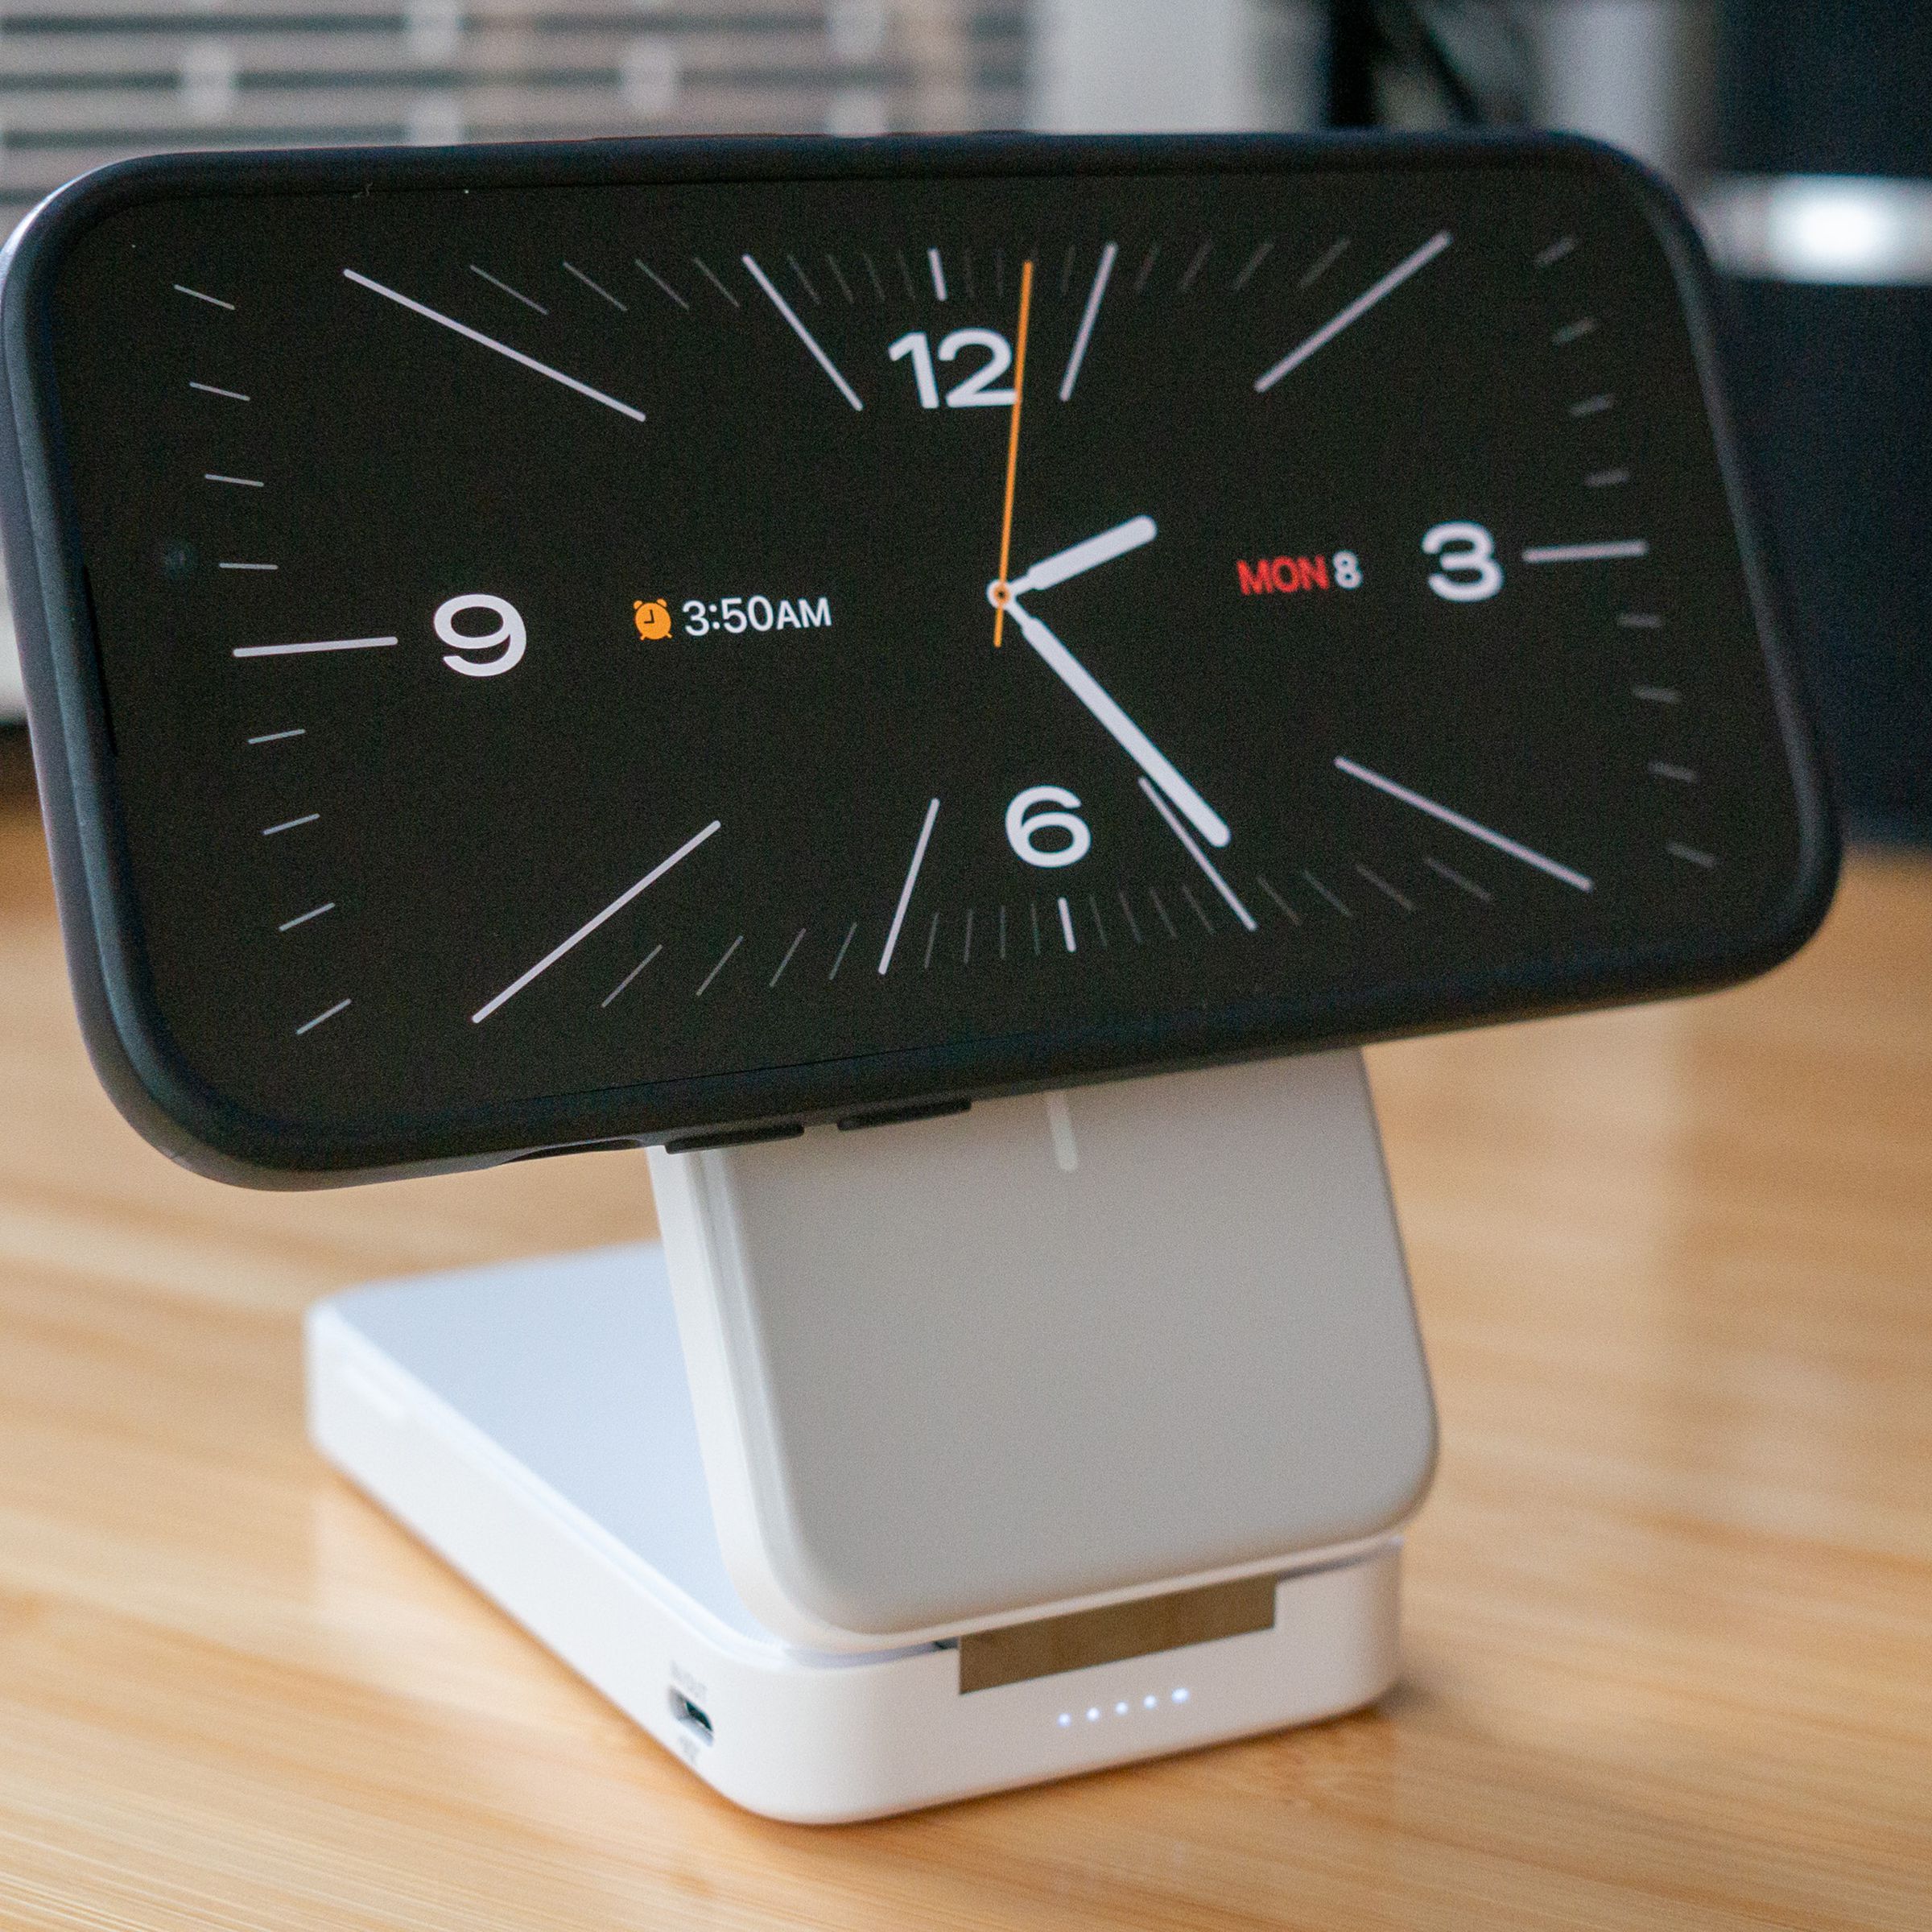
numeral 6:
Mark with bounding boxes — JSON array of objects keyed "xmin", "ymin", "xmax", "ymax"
[{"xmin": 1006, "ymin": 785, "xmax": 1092, "ymax": 869}]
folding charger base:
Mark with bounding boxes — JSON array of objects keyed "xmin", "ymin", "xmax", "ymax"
[{"xmin": 306, "ymin": 1050, "xmax": 1437, "ymax": 1822}]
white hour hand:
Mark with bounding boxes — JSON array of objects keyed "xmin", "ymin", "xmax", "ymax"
[
  {"xmin": 1003, "ymin": 600, "xmax": 1232, "ymax": 849},
  {"xmin": 1005, "ymin": 514, "xmax": 1157, "ymax": 598}
]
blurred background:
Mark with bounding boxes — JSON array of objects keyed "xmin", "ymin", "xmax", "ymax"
[{"xmin": 0, "ymin": 0, "xmax": 1924, "ymax": 840}]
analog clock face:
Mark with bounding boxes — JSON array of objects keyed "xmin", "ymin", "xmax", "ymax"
[{"xmin": 31, "ymin": 142, "xmax": 1826, "ymax": 1162}]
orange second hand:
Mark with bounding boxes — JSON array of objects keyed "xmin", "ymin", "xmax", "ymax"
[{"xmin": 993, "ymin": 258, "xmax": 1034, "ymax": 648}]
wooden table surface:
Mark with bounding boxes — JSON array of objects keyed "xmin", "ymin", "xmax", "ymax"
[{"xmin": 0, "ymin": 773, "xmax": 1926, "ymax": 1931}]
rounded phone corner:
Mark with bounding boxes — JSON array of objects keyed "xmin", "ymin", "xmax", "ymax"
[
  {"xmin": 69, "ymin": 978, "xmax": 377, "ymax": 1191},
  {"xmin": 1693, "ymin": 815, "xmax": 1842, "ymax": 1005},
  {"xmin": 51, "ymin": 878, "xmax": 514, "ymax": 1191},
  {"xmin": 2, "ymin": 154, "xmax": 209, "ymax": 359}
]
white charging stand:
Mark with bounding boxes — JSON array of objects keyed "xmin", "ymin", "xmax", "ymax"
[{"xmin": 306, "ymin": 1050, "xmax": 1436, "ymax": 1822}]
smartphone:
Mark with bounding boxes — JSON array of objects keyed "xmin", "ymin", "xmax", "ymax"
[{"xmin": 0, "ymin": 133, "xmax": 1835, "ymax": 1186}]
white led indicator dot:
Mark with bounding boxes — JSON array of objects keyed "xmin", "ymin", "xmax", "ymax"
[
  {"xmin": 1144, "ymin": 1694, "xmax": 1158, "ymax": 1709},
  {"xmin": 1114, "ymin": 1701, "xmax": 1129, "ymax": 1716},
  {"xmin": 1087, "ymin": 1707, "xmax": 1101, "ymax": 1722},
  {"xmin": 1172, "ymin": 1687, "xmax": 1191, "ymax": 1704},
  {"xmin": 1057, "ymin": 1712, "xmax": 1072, "ymax": 1728}
]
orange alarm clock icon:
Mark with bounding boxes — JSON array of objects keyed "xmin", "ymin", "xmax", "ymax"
[{"xmin": 633, "ymin": 597, "xmax": 671, "ymax": 640}]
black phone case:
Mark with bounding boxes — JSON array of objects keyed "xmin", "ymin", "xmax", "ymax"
[{"xmin": 0, "ymin": 130, "xmax": 1839, "ymax": 1187}]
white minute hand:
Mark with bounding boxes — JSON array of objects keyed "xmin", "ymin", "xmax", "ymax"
[{"xmin": 1001, "ymin": 597, "xmax": 1232, "ymax": 849}]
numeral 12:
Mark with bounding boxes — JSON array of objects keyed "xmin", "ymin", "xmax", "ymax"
[{"xmin": 889, "ymin": 329, "xmax": 1017, "ymax": 408}]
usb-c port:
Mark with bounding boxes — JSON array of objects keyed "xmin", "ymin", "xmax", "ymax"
[{"xmin": 668, "ymin": 1690, "xmax": 713, "ymax": 1744}]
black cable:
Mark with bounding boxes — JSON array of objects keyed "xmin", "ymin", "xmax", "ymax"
[
  {"xmin": 1386, "ymin": 2, "xmax": 1488, "ymax": 125},
  {"xmin": 1326, "ymin": 0, "xmax": 1381, "ymax": 128},
  {"xmin": 1319, "ymin": 0, "xmax": 1531, "ymax": 130}
]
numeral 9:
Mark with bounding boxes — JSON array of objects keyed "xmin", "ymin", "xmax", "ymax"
[{"xmin": 436, "ymin": 593, "xmax": 526, "ymax": 677}]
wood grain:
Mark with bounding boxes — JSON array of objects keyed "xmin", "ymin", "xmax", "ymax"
[{"xmin": 0, "ymin": 782, "xmax": 1925, "ymax": 1930}]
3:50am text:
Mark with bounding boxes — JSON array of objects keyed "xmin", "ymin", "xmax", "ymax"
[{"xmin": 679, "ymin": 594, "xmax": 833, "ymax": 638}]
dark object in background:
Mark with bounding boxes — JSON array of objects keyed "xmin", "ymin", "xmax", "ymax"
[
  {"xmin": 1323, "ymin": 0, "xmax": 1932, "ymax": 843},
  {"xmin": 1722, "ymin": 283, "xmax": 1932, "ymax": 844},
  {"xmin": 1323, "ymin": 0, "xmax": 1530, "ymax": 130},
  {"xmin": 1715, "ymin": 1, "xmax": 1932, "ymax": 843}
]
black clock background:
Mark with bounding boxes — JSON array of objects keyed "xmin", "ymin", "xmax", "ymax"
[{"xmin": 46, "ymin": 153, "xmax": 1817, "ymax": 1137}]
